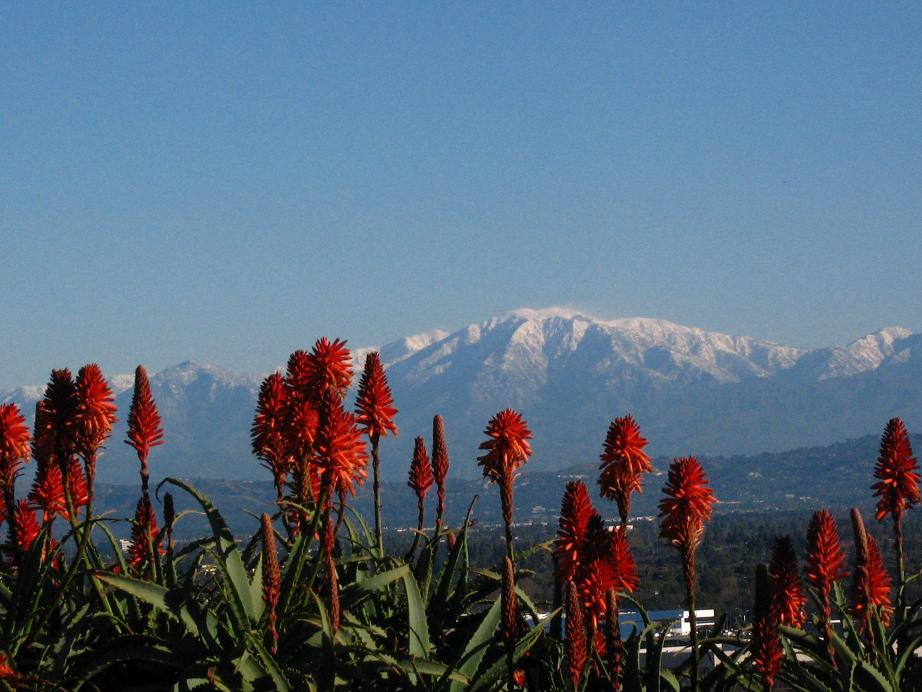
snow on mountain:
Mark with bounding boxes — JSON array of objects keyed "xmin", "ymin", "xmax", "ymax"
[
  {"xmin": 2, "ymin": 309, "xmax": 919, "ymax": 481},
  {"xmin": 817, "ymin": 327, "xmax": 914, "ymax": 380},
  {"xmin": 352, "ymin": 328, "xmax": 450, "ymax": 370}
]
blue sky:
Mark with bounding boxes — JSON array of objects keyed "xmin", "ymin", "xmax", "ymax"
[{"xmin": 2, "ymin": 4, "xmax": 920, "ymax": 387}]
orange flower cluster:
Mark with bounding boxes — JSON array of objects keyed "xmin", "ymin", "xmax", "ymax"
[
  {"xmin": 477, "ymin": 409, "xmax": 532, "ymax": 483},
  {"xmin": 0, "ymin": 403, "xmax": 30, "ymax": 519},
  {"xmin": 128, "ymin": 494, "xmax": 162, "ymax": 570},
  {"xmin": 251, "ymin": 372, "xmax": 290, "ymax": 493},
  {"xmin": 598, "ymin": 415, "xmax": 652, "ymax": 525},
  {"xmin": 768, "ymin": 536, "xmax": 806, "ymax": 629},
  {"xmin": 355, "ymin": 352, "xmax": 398, "ymax": 440},
  {"xmin": 254, "ymin": 339, "xmax": 370, "ymax": 513},
  {"xmin": 125, "ymin": 365, "xmax": 164, "ymax": 490},
  {"xmin": 74, "ymin": 363, "xmax": 117, "ymax": 461},
  {"xmin": 872, "ymin": 417, "xmax": 920, "ymax": 522},
  {"xmin": 554, "ymin": 479, "xmax": 637, "ymax": 669},
  {"xmin": 658, "ymin": 456, "xmax": 716, "ymax": 555}
]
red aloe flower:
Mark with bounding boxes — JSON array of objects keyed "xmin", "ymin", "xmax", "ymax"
[
  {"xmin": 305, "ymin": 338, "xmax": 353, "ymax": 403},
  {"xmin": 575, "ymin": 518, "xmax": 638, "ymax": 635},
  {"xmin": 659, "ymin": 456, "xmax": 715, "ymax": 690},
  {"xmin": 658, "ymin": 456, "xmax": 716, "ymax": 555},
  {"xmin": 769, "ymin": 536, "xmax": 806, "ymax": 628},
  {"xmin": 251, "ymin": 373, "xmax": 290, "ymax": 497},
  {"xmin": 261, "ymin": 514, "xmax": 281, "ymax": 654},
  {"xmin": 850, "ymin": 508, "xmax": 893, "ymax": 635},
  {"xmin": 355, "ymin": 352, "xmax": 398, "ymax": 440},
  {"xmin": 565, "ymin": 581, "xmax": 588, "ymax": 691},
  {"xmin": 0, "ymin": 403, "xmax": 30, "ymax": 519},
  {"xmin": 125, "ymin": 366, "xmax": 164, "ymax": 490},
  {"xmin": 313, "ymin": 402, "xmax": 367, "ymax": 499},
  {"xmin": 406, "ymin": 437, "xmax": 433, "ymax": 560},
  {"xmin": 29, "ymin": 463, "xmax": 67, "ymax": 522},
  {"xmin": 609, "ymin": 525, "xmax": 639, "ymax": 594},
  {"xmin": 287, "ymin": 398, "xmax": 319, "ymax": 461},
  {"xmin": 408, "ymin": 436, "xmax": 433, "ymax": 501},
  {"xmin": 601, "ymin": 415, "xmax": 652, "ymax": 475},
  {"xmin": 872, "ymin": 417, "xmax": 920, "ymax": 522},
  {"xmin": 128, "ymin": 494, "xmax": 162, "ymax": 570},
  {"xmin": 31, "ymin": 401, "xmax": 55, "ymax": 469},
  {"xmin": 477, "ymin": 409, "xmax": 532, "ymax": 482},
  {"xmin": 431, "ymin": 415, "xmax": 450, "ymax": 526},
  {"xmin": 67, "ymin": 458, "xmax": 89, "ymax": 510},
  {"xmin": 805, "ymin": 509, "xmax": 849, "ymax": 595},
  {"xmin": 599, "ymin": 416, "xmax": 652, "ymax": 526},
  {"xmin": 74, "ymin": 364, "xmax": 117, "ymax": 459},
  {"xmin": 478, "ymin": 409, "xmax": 532, "ymax": 564},
  {"xmin": 40, "ymin": 369, "xmax": 79, "ymax": 455},
  {"xmin": 752, "ymin": 563, "xmax": 783, "ymax": 690},
  {"xmin": 284, "ymin": 350, "xmax": 312, "ymax": 396},
  {"xmin": 554, "ymin": 480, "xmax": 595, "ymax": 582},
  {"xmin": 10, "ymin": 499, "xmax": 41, "ymax": 553}
]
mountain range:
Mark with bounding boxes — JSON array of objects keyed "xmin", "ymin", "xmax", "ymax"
[{"xmin": 2, "ymin": 307, "xmax": 920, "ymax": 483}]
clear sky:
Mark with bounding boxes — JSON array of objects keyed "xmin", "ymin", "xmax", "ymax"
[{"xmin": 2, "ymin": 4, "xmax": 921, "ymax": 388}]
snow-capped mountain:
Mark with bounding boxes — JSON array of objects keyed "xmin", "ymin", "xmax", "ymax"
[{"xmin": 3, "ymin": 308, "xmax": 920, "ymax": 482}]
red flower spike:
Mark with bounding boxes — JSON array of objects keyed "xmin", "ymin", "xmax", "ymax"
[
  {"xmin": 408, "ymin": 436, "xmax": 433, "ymax": 500},
  {"xmin": 74, "ymin": 364, "xmax": 117, "ymax": 458},
  {"xmin": 769, "ymin": 535, "xmax": 806, "ymax": 628},
  {"xmin": 251, "ymin": 373, "xmax": 290, "ymax": 494},
  {"xmin": 513, "ymin": 669, "xmax": 526, "ymax": 688},
  {"xmin": 872, "ymin": 417, "xmax": 920, "ymax": 522},
  {"xmin": 658, "ymin": 456, "xmax": 716, "ymax": 553},
  {"xmin": 30, "ymin": 401, "xmax": 54, "ymax": 468},
  {"xmin": 477, "ymin": 409, "xmax": 532, "ymax": 483},
  {"xmin": 68, "ymin": 458, "xmax": 89, "ymax": 510},
  {"xmin": 10, "ymin": 499, "xmax": 41, "ymax": 553},
  {"xmin": 431, "ymin": 415, "xmax": 450, "ymax": 523},
  {"xmin": 29, "ymin": 463, "xmax": 67, "ymax": 522},
  {"xmin": 0, "ymin": 403, "xmax": 30, "ymax": 514},
  {"xmin": 805, "ymin": 509, "xmax": 848, "ymax": 593},
  {"xmin": 599, "ymin": 416, "xmax": 651, "ymax": 526},
  {"xmin": 575, "ymin": 517, "xmax": 639, "ymax": 635},
  {"xmin": 609, "ymin": 525, "xmax": 639, "ymax": 594},
  {"xmin": 125, "ymin": 366, "xmax": 163, "ymax": 487},
  {"xmin": 261, "ymin": 514, "xmax": 281, "ymax": 654},
  {"xmin": 600, "ymin": 415, "xmax": 652, "ymax": 477},
  {"xmin": 355, "ymin": 352, "xmax": 398, "ymax": 440},
  {"xmin": 565, "ymin": 581, "xmax": 588, "ymax": 691},
  {"xmin": 284, "ymin": 350, "xmax": 312, "ymax": 398},
  {"xmin": 852, "ymin": 533, "xmax": 893, "ymax": 629},
  {"xmin": 306, "ymin": 338, "xmax": 353, "ymax": 403},
  {"xmin": 41, "ymin": 369, "xmax": 79, "ymax": 455},
  {"xmin": 313, "ymin": 402, "xmax": 367, "ymax": 499},
  {"xmin": 752, "ymin": 563, "xmax": 783, "ymax": 690},
  {"xmin": 128, "ymin": 494, "xmax": 162, "ymax": 569},
  {"xmin": 287, "ymin": 398, "xmax": 319, "ymax": 461},
  {"xmin": 554, "ymin": 480, "xmax": 595, "ymax": 582}
]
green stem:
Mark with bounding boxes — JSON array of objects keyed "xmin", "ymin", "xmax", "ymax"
[
  {"xmin": 372, "ymin": 434, "xmax": 383, "ymax": 557},
  {"xmin": 683, "ymin": 550, "xmax": 700, "ymax": 692}
]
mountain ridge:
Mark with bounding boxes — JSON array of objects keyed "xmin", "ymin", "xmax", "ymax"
[{"xmin": 2, "ymin": 308, "xmax": 919, "ymax": 482}]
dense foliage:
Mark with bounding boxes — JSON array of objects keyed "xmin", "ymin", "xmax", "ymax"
[{"xmin": 0, "ymin": 341, "xmax": 921, "ymax": 690}]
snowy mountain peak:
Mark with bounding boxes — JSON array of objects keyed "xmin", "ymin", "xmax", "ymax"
[{"xmin": 818, "ymin": 326, "xmax": 914, "ymax": 380}]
